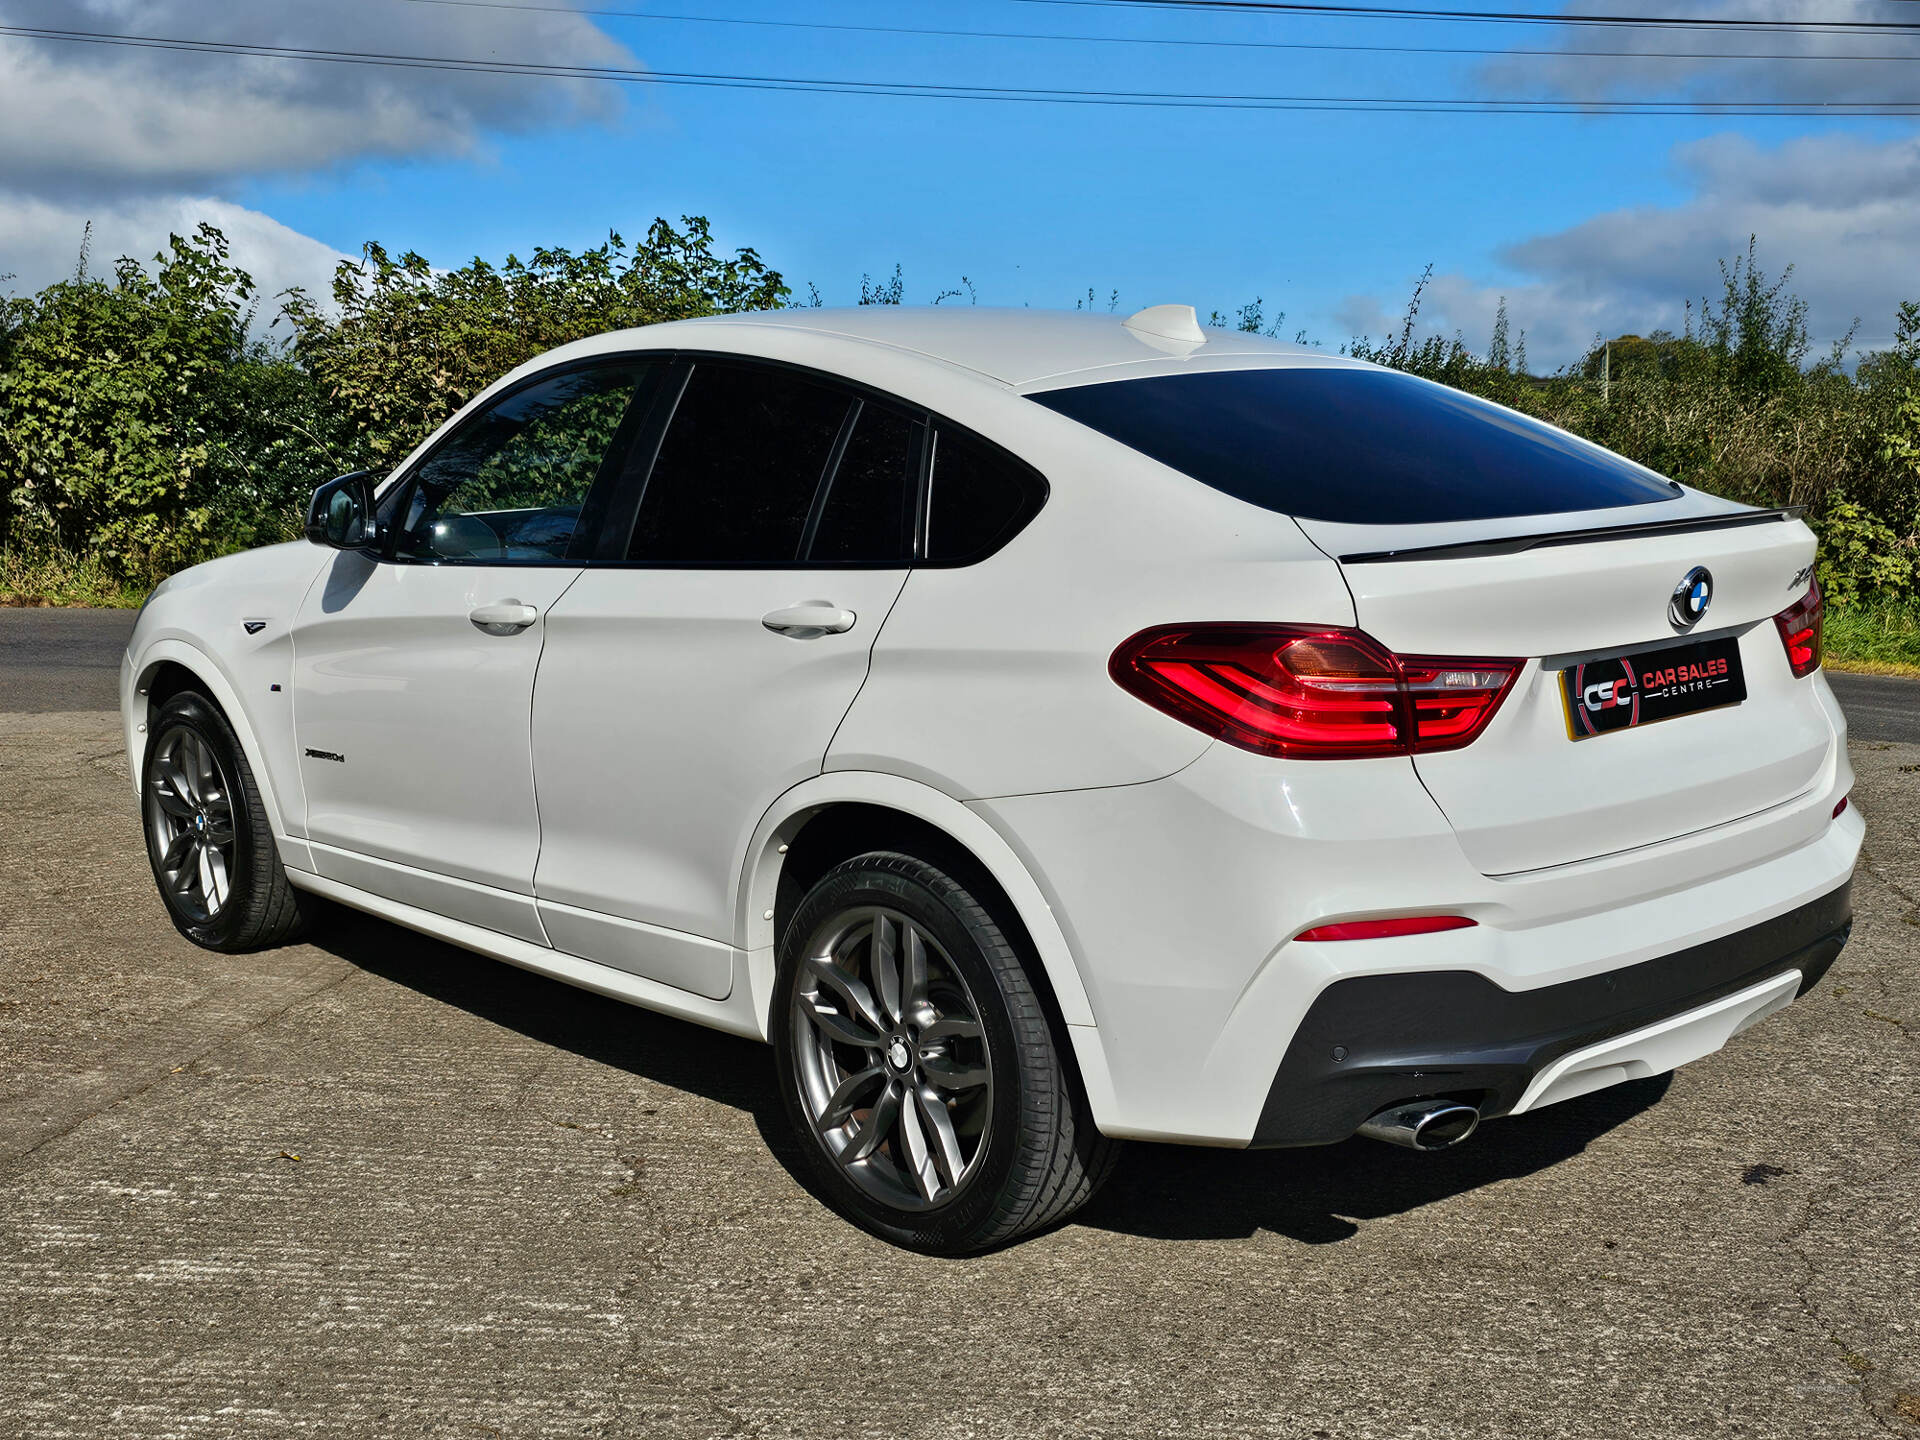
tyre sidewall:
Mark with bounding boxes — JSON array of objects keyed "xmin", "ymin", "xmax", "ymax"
[
  {"xmin": 141, "ymin": 692, "xmax": 264, "ymax": 950},
  {"xmin": 772, "ymin": 856, "xmax": 1031, "ymax": 1253}
]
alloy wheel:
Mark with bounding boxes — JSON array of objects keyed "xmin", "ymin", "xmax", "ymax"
[
  {"xmin": 789, "ymin": 905, "xmax": 994, "ymax": 1210},
  {"xmin": 143, "ymin": 725, "xmax": 238, "ymax": 924}
]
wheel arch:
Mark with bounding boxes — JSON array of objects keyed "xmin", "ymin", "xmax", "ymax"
[
  {"xmin": 128, "ymin": 639, "xmax": 294, "ymax": 845},
  {"xmin": 737, "ymin": 774, "xmax": 1121, "ymax": 1131}
]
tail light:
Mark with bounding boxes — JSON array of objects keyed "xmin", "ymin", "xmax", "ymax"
[
  {"xmin": 1773, "ymin": 580, "xmax": 1823, "ymax": 679},
  {"xmin": 1110, "ymin": 624, "xmax": 1523, "ymax": 759}
]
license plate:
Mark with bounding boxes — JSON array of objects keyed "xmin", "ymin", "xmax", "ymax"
[{"xmin": 1561, "ymin": 636, "xmax": 1746, "ymax": 740}]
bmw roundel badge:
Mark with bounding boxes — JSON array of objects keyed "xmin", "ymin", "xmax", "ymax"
[{"xmin": 1669, "ymin": 566, "xmax": 1713, "ymax": 630}]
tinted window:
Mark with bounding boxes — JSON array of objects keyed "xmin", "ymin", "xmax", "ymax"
[
  {"xmin": 396, "ymin": 363, "xmax": 647, "ymax": 563},
  {"xmin": 807, "ymin": 401, "xmax": 918, "ymax": 565},
  {"xmin": 925, "ymin": 427, "xmax": 1045, "ymax": 563},
  {"xmin": 1029, "ymin": 366, "xmax": 1678, "ymax": 526},
  {"xmin": 630, "ymin": 362, "xmax": 852, "ymax": 564}
]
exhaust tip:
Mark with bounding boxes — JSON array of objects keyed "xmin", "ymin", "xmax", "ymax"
[{"xmin": 1357, "ymin": 1100, "xmax": 1481, "ymax": 1152}]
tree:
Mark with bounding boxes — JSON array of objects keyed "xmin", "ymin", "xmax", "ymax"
[
  {"xmin": 284, "ymin": 216, "xmax": 788, "ymax": 469},
  {"xmin": 0, "ymin": 224, "xmax": 323, "ymax": 573}
]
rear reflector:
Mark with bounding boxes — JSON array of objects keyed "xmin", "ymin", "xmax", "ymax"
[
  {"xmin": 1773, "ymin": 579, "xmax": 1823, "ymax": 679},
  {"xmin": 1110, "ymin": 623, "xmax": 1522, "ymax": 759},
  {"xmin": 1833, "ymin": 795, "xmax": 1849, "ymax": 818},
  {"xmin": 1295, "ymin": 915, "xmax": 1478, "ymax": 942}
]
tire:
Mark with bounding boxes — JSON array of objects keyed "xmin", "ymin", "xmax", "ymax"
[
  {"xmin": 772, "ymin": 849, "xmax": 1118, "ymax": 1253},
  {"xmin": 140, "ymin": 690, "xmax": 319, "ymax": 952}
]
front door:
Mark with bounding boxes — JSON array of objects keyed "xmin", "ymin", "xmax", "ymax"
[
  {"xmin": 531, "ymin": 359, "xmax": 921, "ymax": 996},
  {"xmin": 292, "ymin": 358, "xmax": 659, "ymax": 941}
]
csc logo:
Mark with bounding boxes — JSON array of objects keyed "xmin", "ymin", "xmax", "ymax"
[{"xmin": 1583, "ymin": 678, "xmax": 1632, "ymax": 711}]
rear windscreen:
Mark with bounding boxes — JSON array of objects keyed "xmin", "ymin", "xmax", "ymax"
[{"xmin": 1029, "ymin": 366, "xmax": 1679, "ymax": 525}]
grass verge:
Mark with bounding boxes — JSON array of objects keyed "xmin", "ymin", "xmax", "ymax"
[
  {"xmin": 0, "ymin": 547, "xmax": 147, "ymax": 608},
  {"xmin": 1824, "ymin": 599, "xmax": 1920, "ymax": 678}
]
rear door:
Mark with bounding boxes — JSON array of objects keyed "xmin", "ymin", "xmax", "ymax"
[{"xmin": 529, "ymin": 359, "xmax": 919, "ymax": 998}]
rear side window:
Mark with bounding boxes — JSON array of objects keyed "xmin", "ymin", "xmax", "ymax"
[
  {"xmin": 925, "ymin": 427, "xmax": 1047, "ymax": 563},
  {"xmin": 1029, "ymin": 366, "xmax": 1679, "ymax": 526},
  {"xmin": 629, "ymin": 362, "xmax": 852, "ymax": 564},
  {"xmin": 806, "ymin": 400, "xmax": 919, "ymax": 566}
]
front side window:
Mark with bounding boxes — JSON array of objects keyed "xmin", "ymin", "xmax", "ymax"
[
  {"xmin": 396, "ymin": 362, "xmax": 650, "ymax": 563},
  {"xmin": 629, "ymin": 362, "xmax": 853, "ymax": 565},
  {"xmin": 1028, "ymin": 365, "xmax": 1679, "ymax": 526}
]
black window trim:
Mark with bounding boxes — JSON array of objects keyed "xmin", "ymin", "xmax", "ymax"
[
  {"xmin": 587, "ymin": 349, "xmax": 1045, "ymax": 571},
  {"xmin": 797, "ymin": 398, "xmax": 865, "ymax": 561},
  {"xmin": 373, "ymin": 353, "xmax": 671, "ymax": 569}
]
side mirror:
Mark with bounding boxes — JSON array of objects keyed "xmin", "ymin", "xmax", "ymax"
[{"xmin": 306, "ymin": 471, "xmax": 378, "ymax": 551}]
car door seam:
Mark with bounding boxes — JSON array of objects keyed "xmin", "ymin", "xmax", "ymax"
[
  {"xmin": 819, "ymin": 566, "xmax": 914, "ymax": 772},
  {"xmin": 525, "ymin": 564, "xmax": 591, "ymax": 946}
]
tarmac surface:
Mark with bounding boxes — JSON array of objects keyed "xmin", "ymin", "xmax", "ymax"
[{"xmin": 2, "ymin": 608, "xmax": 1918, "ymax": 1438}]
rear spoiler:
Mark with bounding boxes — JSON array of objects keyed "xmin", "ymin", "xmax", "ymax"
[{"xmin": 1338, "ymin": 507, "xmax": 1804, "ymax": 565}]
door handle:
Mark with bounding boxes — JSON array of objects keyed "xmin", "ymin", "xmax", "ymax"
[
  {"xmin": 761, "ymin": 602, "xmax": 857, "ymax": 639},
  {"xmin": 469, "ymin": 600, "xmax": 540, "ymax": 634}
]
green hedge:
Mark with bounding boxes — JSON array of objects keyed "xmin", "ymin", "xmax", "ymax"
[{"xmin": 3, "ymin": 225, "xmax": 1916, "ymax": 610}]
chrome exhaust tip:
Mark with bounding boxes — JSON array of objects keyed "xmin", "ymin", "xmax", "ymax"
[{"xmin": 1356, "ymin": 1100, "xmax": 1481, "ymax": 1152}]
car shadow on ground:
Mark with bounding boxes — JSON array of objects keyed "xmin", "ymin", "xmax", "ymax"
[
  {"xmin": 316, "ymin": 910, "xmax": 788, "ymax": 1129},
  {"xmin": 317, "ymin": 908, "xmax": 1671, "ymax": 1249},
  {"xmin": 1076, "ymin": 1075, "xmax": 1672, "ymax": 1245}
]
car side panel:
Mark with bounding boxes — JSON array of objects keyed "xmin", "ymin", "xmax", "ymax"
[
  {"xmin": 122, "ymin": 541, "xmax": 332, "ymax": 864},
  {"xmin": 828, "ymin": 423, "xmax": 1356, "ymax": 799}
]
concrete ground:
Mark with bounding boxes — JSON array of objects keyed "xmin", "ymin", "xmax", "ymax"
[{"xmin": 2, "ymin": 612, "xmax": 1917, "ymax": 1439}]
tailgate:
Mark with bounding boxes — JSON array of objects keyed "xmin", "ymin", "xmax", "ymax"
[{"xmin": 1300, "ymin": 509, "xmax": 1833, "ymax": 874}]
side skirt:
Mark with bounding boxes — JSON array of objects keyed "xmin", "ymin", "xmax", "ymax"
[{"xmin": 284, "ymin": 866, "xmax": 768, "ymax": 1042}]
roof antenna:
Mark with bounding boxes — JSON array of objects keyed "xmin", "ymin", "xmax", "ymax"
[{"xmin": 1122, "ymin": 304, "xmax": 1206, "ymax": 347}]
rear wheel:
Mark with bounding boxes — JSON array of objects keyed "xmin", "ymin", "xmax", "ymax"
[
  {"xmin": 772, "ymin": 850, "xmax": 1117, "ymax": 1253},
  {"xmin": 141, "ymin": 690, "xmax": 318, "ymax": 952}
]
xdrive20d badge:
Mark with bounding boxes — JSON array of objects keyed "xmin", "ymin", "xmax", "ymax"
[{"xmin": 123, "ymin": 305, "xmax": 1858, "ymax": 1252}]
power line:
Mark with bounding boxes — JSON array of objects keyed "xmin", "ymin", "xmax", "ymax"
[
  {"xmin": 388, "ymin": 0, "xmax": 1920, "ymax": 63},
  {"xmin": 5, "ymin": 22, "xmax": 1919, "ymax": 115},
  {"xmin": 1014, "ymin": 0, "xmax": 1920, "ymax": 32}
]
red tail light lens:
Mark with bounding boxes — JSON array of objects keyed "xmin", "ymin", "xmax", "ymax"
[
  {"xmin": 1110, "ymin": 624, "xmax": 1522, "ymax": 759},
  {"xmin": 1773, "ymin": 579, "xmax": 1823, "ymax": 679},
  {"xmin": 1295, "ymin": 915, "xmax": 1478, "ymax": 942}
]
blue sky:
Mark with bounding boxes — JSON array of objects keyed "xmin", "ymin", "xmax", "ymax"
[{"xmin": 3, "ymin": 0, "xmax": 1916, "ymax": 365}]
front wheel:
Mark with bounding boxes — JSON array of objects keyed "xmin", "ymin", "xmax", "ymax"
[
  {"xmin": 772, "ymin": 850, "xmax": 1116, "ymax": 1253},
  {"xmin": 140, "ymin": 690, "xmax": 319, "ymax": 952}
]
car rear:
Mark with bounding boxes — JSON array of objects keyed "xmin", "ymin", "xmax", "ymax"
[{"xmin": 976, "ymin": 356, "xmax": 1859, "ymax": 1147}]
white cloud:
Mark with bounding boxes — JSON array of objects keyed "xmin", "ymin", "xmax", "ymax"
[
  {"xmin": 0, "ymin": 0, "xmax": 639, "ymax": 196},
  {"xmin": 0, "ymin": 192, "xmax": 352, "ymax": 316},
  {"xmin": 1478, "ymin": 0, "xmax": 1920, "ymax": 106},
  {"xmin": 0, "ymin": 0, "xmax": 637, "ymax": 319},
  {"xmin": 1336, "ymin": 131, "xmax": 1920, "ymax": 368}
]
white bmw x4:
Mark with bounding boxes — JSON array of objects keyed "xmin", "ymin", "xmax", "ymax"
[{"xmin": 123, "ymin": 305, "xmax": 1859, "ymax": 1252}]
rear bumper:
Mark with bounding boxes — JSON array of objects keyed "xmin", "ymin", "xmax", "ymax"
[
  {"xmin": 1251, "ymin": 880, "xmax": 1851, "ymax": 1146},
  {"xmin": 973, "ymin": 682, "xmax": 1859, "ymax": 1145}
]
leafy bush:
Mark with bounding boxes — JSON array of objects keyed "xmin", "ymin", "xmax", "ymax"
[
  {"xmin": 3, "ymin": 221, "xmax": 1918, "ymax": 615},
  {"xmin": 282, "ymin": 217, "xmax": 787, "ymax": 474},
  {"xmin": 0, "ymin": 224, "xmax": 330, "ymax": 578}
]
